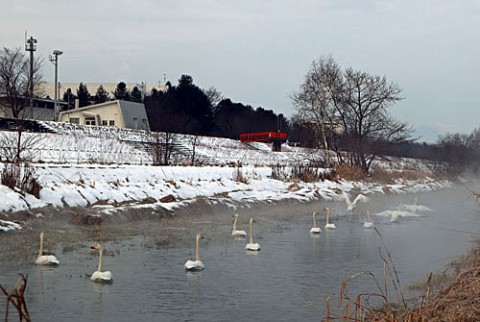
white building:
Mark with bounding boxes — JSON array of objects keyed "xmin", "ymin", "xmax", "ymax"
[
  {"xmin": 58, "ymin": 100, "xmax": 150, "ymax": 131},
  {"xmin": 39, "ymin": 82, "xmax": 167, "ymax": 101}
]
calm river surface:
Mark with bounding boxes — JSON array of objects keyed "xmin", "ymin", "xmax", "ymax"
[{"xmin": 1, "ymin": 183, "xmax": 480, "ymax": 321}]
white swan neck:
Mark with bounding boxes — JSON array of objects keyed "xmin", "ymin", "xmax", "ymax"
[
  {"xmin": 39, "ymin": 232, "xmax": 44, "ymax": 256},
  {"xmin": 195, "ymin": 234, "xmax": 201, "ymax": 261},
  {"xmin": 97, "ymin": 247, "xmax": 103, "ymax": 272},
  {"xmin": 249, "ymin": 218, "xmax": 254, "ymax": 244},
  {"xmin": 326, "ymin": 209, "xmax": 330, "ymax": 225},
  {"xmin": 312, "ymin": 212, "xmax": 317, "ymax": 228},
  {"xmin": 233, "ymin": 216, "xmax": 238, "ymax": 231}
]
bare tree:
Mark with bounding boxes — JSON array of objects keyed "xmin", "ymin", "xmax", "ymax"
[
  {"xmin": 149, "ymin": 132, "xmax": 176, "ymax": 165},
  {"xmin": 0, "ymin": 128, "xmax": 41, "ymax": 164},
  {"xmin": 291, "ymin": 56, "xmax": 342, "ymax": 165},
  {"xmin": 188, "ymin": 134, "xmax": 199, "ymax": 166},
  {"xmin": 205, "ymin": 86, "xmax": 224, "ymax": 109},
  {"xmin": 292, "ymin": 56, "xmax": 410, "ymax": 173},
  {"xmin": 0, "ymin": 47, "xmax": 43, "ymax": 119},
  {"xmin": 339, "ymin": 68, "xmax": 409, "ymax": 172}
]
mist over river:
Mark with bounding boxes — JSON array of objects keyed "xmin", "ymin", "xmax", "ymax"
[{"xmin": 1, "ymin": 183, "xmax": 479, "ymax": 321}]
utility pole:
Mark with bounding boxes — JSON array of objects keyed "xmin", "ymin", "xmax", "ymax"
[
  {"xmin": 49, "ymin": 50, "xmax": 63, "ymax": 121},
  {"xmin": 25, "ymin": 35, "xmax": 37, "ymax": 119}
]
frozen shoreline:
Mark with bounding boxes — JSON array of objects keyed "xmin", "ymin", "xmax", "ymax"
[{"xmin": 0, "ymin": 164, "xmax": 451, "ymax": 231}]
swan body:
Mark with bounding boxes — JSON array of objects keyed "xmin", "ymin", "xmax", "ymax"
[
  {"xmin": 310, "ymin": 212, "xmax": 321, "ymax": 234},
  {"xmin": 91, "ymin": 270, "xmax": 113, "ymax": 282},
  {"xmin": 374, "ymin": 210, "xmax": 419, "ymax": 223},
  {"xmin": 401, "ymin": 204, "xmax": 432, "ymax": 213},
  {"xmin": 184, "ymin": 259, "xmax": 205, "ymax": 271},
  {"xmin": 35, "ymin": 255, "xmax": 60, "ymax": 266},
  {"xmin": 324, "ymin": 207, "xmax": 336, "ymax": 229},
  {"xmin": 185, "ymin": 233, "xmax": 205, "ymax": 271},
  {"xmin": 90, "ymin": 243, "xmax": 113, "ymax": 283},
  {"xmin": 400, "ymin": 198, "xmax": 433, "ymax": 213},
  {"xmin": 246, "ymin": 218, "xmax": 261, "ymax": 251},
  {"xmin": 232, "ymin": 214, "xmax": 247, "ymax": 238},
  {"xmin": 343, "ymin": 192, "xmax": 369, "ymax": 211},
  {"xmin": 363, "ymin": 210, "xmax": 375, "ymax": 228},
  {"xmin": 35, "ymin": 232, "xmax": 59, "ymax": 266}
]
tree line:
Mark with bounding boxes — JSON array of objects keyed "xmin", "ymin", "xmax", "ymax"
[
  {"xmin": 60, "ymin": 75, "xmax": 290, "ymax": 139},
  {"xmin": 1, "ymin": 46, "xmax": 479, "ymax": 177}
]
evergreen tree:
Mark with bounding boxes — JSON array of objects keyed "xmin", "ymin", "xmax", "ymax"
[
  {"xmin": 130, "ymin": 86, "xmax": 143, "ymax": 103},
  {"xmin": 93, "ymin": 85, "xmax": 110, "ymax": 104},
  {"xmin": 76, "ymin": 82, "xmax": 91, "ymax": 107},
  {"xmin": 113, "ymin": 81, "xmax": 131, "ymax": 100},
  {"xmin": 62, "ymin": 88, "xmax": 76, "ymax": 109}
]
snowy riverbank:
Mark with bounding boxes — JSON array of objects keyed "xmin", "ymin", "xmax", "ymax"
[{"xmin": 0, "ymin": 163, "xmax": 451, "ymax": 231}]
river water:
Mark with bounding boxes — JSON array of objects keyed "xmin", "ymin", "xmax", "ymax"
[{"xmin": 1, "ymin": 183, "xmax": 479, "ymax": 321}]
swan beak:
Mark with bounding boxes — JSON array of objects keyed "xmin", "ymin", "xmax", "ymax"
[{"xmin": 90, "ymin": 244, "xmax": 98, "ymax": 249}]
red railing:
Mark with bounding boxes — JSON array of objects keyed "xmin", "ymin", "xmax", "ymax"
[{"xmin": 240, "ymin": 131, "xmax": 287, "ymax": 143}]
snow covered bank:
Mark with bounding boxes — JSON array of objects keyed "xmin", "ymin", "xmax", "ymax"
[{"xmin": 0, "ymin": 163, "xmax": 450, "ymax": 219}]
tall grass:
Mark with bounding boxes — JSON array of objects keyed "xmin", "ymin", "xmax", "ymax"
[{"xmin": 324, "ymin": 228, "xmax": 407, "ymax": 321}]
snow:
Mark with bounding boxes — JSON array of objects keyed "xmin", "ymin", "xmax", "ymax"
[{"xmin": 0, "ymin": 123, "xmax": 452, "ymax": 232}]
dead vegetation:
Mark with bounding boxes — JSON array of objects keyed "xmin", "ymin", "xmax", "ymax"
[
  {"xmin": 334, "ymin": 164, "xmax": 365, "ymax": 181},
  {"xmin": 0, "ymin": 273, "xmax": 30, "ymax": 321},
  {"xmin": 404, "ymin": 261, "xmax": 480, "ymax": 321},
  {"xmin": 324, "ymin": 229, "xmax": 480, "ymax": 322},
  {"xmin": 370, "ymin": 169, "xmax": 429, "ymax": 184},
  {"xmin": 324, "ymin": 228, "xmax": 408, "ymax": 321}
]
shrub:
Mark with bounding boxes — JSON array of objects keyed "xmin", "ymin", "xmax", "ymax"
[
  {"xmin": 270, "ymin": 163, "xmax": 289, "ymax": 181},
  {"xmin": 334, "ymin": 164, "xmax": 366, "ymax": 181},
  {"xmin": 291, "ymin": 163, "xmax": 322, "ymax": 183},
  {"xmin": 1, "ymin": 163, "xmax": 42, "ymax": 198},
  {"xmin": 371, "ymin": 168, "xmax": 429, "ymax": 184},
  {"xmin": 233, "ymin": 162, "xmax": 249, "ymax": 184}
]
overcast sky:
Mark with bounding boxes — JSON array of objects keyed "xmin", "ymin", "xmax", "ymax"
[{"xmin": 1, "ymin": 0, "xmax": 479, "ymax": 142}]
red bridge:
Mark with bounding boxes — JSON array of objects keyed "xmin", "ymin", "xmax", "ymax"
[{"xmin": 240, "ymin": 132, "xmax": 287, "ymax": 151}]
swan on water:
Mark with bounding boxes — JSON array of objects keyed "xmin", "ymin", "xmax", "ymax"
[
  {"xmin": 310, "ymin": 212, "xmax": 322, "ymax": 234},
  {"xmin": 343, "ymin": 192, "xmax": 369, "ymax": 211},
  {"xmin": 324, "ymin": 207, "xmax": 336, "ymax": 229},
  {"xmin": 374, "ymin": 210, "xmax": 419, "ymax": 223},
  {"xmin": 35, "ymin": 232, "xmax": 59, "ymax": 266},
  {"xmin": 185, "ymin": 233, "xmax": 205, "ymax": 271},
  {"xmin": 245, "ymin": 218, "xmax": 261, "ymax": 251},
  {"xmin": 90, "ymin": 243, "xmax": 113, "ymax": 283},
  {"xmin": 232, "ymin": 214, "xmax": 247, "ymax": 238},
  {"xmin": 399, "ymin": 197, "xmax": 433, "ymax": 213},
  {"xmin": 363, "ymin": 210, "xmax": 375, "ymax": 228}
]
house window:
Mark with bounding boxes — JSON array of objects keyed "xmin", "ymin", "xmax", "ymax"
[
  {"xmin": 69, "ymin": 117, "xmax": 80, "ymax": 124},
  {"xmin": 85, "ymin": 117, "xmax": 96, "ymax": 126},
  {"xmin": 109, "ymin": 120, "xmax": 115, "ymax": 126},
  {"xmin": 133, "ymin": 117, "xmax": 138, "ymax": 129},
  {"xmin": 102, "ymin": 120, "xmax": 108, "ymax": 126}
]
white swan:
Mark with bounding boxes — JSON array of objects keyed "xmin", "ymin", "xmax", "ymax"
[
  {"xmin": 400, "ymin": 197, "xmax": 433, "ymax": 213},
  {"xmin": 184, "ymin": 233, "xmax": 205, "ymax": 271},
  {"xmin": 232, "ymin": 214, "xmax": 247, "ymax": 238},
  {"xmin": 245, "ymin": 218, "xmax": 261, "ymax": 251},
  {"xmin": 363, "ymin": 210, "xmax": 375, "ymax": 228},
  {"xmin": 90, "ymin": 243, "xmax": 113, "ymax": 283},
  {"xmin": 310, "ymin": 212, "xmax": 321, "ymax": 234},
  {"xmin": 35, "ymin": 232, "xmax": 59, "ymax": 266},
  {"xmin": 343, "ymin": 192, "xmax": 369, "ymax": 211},
  {"xmin": 374, "ymin": 210, "xmax": 419, "ymax": 223},
  {"xmin": 324, "ymin": 207, "xmax": 336, "ymax": 229}
]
